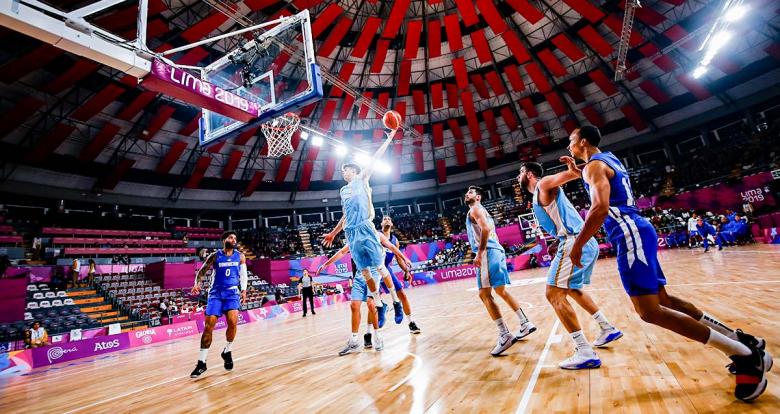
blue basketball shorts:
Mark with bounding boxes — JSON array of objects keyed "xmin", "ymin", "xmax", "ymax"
[
  {"xmin": 345, "ymin": 221, "xmax": 385, "ymax": 272},
  {"xmin": 547, "ymin": 236, "xmax": 598, "ymax": 290},
  {"xmin": 609, "ymin": 212, "xmax": 667, "ymax": 296},
  {"xmin": 475, "ymin": 248, "xmax": 511, "ymax": 289},
  {"xmin": 380, "ymin": 272, "xmax": 404, "ymax": 294},
  {"xmin": 205, "ymin": 287, "xmax": 240, "ymax": 316}
]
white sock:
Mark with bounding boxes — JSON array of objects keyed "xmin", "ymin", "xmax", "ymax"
[
  {"xmin": 351, "ymin": 332, "xmax": 359, "ymax": 342},
  {"xmin": 570, "ymin": 330, "xmax": 593, "ymax": 353},
  {"xmin": 699, "ymin": 313, "xmax": 737, "ymax": 340},
  {"xmin": 223, "ymin": 342, "xmax": 233, "ymax": 353},
  {"xmin": 406, "ymin": 313, "xmax": 414, "ymax": 323},
  {"xmin": 387, "ymin": 286, "xmax": 399, "ymax": 302},
  {"xmin": 370, "ymin": 290, "xmax": 382, "ymax": 305},
  {"xmin": 495, "ymin": 318, "xmax": 509, "ymax": 335},
  {"xmin": 198, "ymin": 348, "xmax": 208, "ymax": 362},
  {"xmin": 515, "ymin": 308, "xmax": 529, "ymax": 325},
  {"xmin": 366, "ymin": 323, "xmax": 373, "ymax": 334},
  {"xmin": 591, "ymin": 310, "xmax": 613, "ymax": 330},
  {"xmin": 707, "ymin": 328, "xmax": 751, "ymax": 356},
  {"xmin": 374, "ymin": 328, "xmax": 382, "ymax": 339}
]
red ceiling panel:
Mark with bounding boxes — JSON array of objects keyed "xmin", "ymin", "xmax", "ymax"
[
  {"xmin": 246, "ymin": 0, "xmax": 280, "ymax": 11},
  {"xmin": 485, "ymin": 71, "xmax": 507, "ymax": 96},
  {"xmin": 454, "ymin": 142, "xmax": 467, "ymax": 165},
  {"xmin": 330, "ymin": 62, "xmax": 356, "ymax": 97},
  {"xmin": 537, "ymin": 49, "xmax": 568, "ymax": 77},
  {"xmin": 545, "ymin": 93, "xmax": 567, "ymax": 117},
  {"xmin": 639, "ymin": 80, "xmax": 671, "ymax": 104},
  {"xmin": 139, "ymin": 105, "xmax": 176, "ymax": 141},
  {"xmin": 560, "ymin": 80, "xmax": 585, "ymax": 104},
  {"xmin": 414, "ymin": 149, "xmax": 424, "ymax": 173},
  {"xmin": 275, "ymin": 156, "xmax": 293, "ymax": 183},
  {"xmin": 404, "ymin": 20, "xmax": 423, "ymax": 59},
  {"xmin": 563, "ymin": 119, "xmax": 578, "ymax": 134},
  {"xmin": 603, "ymin": 15, "xmax": 644, "ymax": 47},
  {"xmin": 501, "ymin": 31, "xmax": 531, "ymax": 64},
  {"xmin": 299, "ymin": 160, "xmax": 314, "ymax": 190},
  {"xmin": 500, "ymin": 106, "xmax": 519, "ymax": 130},
  {"xmin": 581, "ymin": 105, "xmax": 605, "ymax": 128},
  {"xmin": 652, "ymin": 55, "xmax": 679, "ymax": 72},
  {"xmin": 452, "ymin": 57, "xmax": 469, "ymax": 89},
  {"xmin": 412, "ymin": 90, "xmax": 426, "ymax": 114},
  {"xmin": 243, "ymin": 171, "xmax": 265, "ymax": 197},
  {"xmin": 318, "ymin": 99, "xmax": 338, "ymax": 131},
  {"xmin": 676, "ymin": 74, "xmax": 712, "ymax": 100},
  {"xmin": 318, "ymin": 17, "xmax": 353, "ymax": 57},
  {"xmin": 436, "ymin": 159, "xmax": 447, "ymax": 183},
  {"xmin": 178, "ymin": 113, "xmax": 200, "ymax": 137},
  {"xmin": 467, "ymin": 117, "xmax": 481, "ymax": 144},
  {"xmin": 561, "ymin": 0, "xmax": 605, "ymax": 23},
  {"xmin": 483, "ymin": 110, "xmax": 498, "ymax": 134},
  {"xmin": 221, "ymin": 150, "xmax": 243, "ymax": 179},
  {"xmin": 476, "ymin": 0, "xmax": 508, "ymax": 34},
  {"xmin": 290, "ymin": 130, "xmax": 302, "ymax": 151},
  {"xmin": 117, "ymin": 91, "xmax": 157, "ymax": 121},
  {"xmin": 358, "ymin": 91, "xmax": 374, "ymax": 118},
  {"xmin": 394, "ymin": 101, "xmax": 407, "ymax": 121},
  {"xmin": 470, "ymin": 74, "xmax": 490, "ymax": 99},
  {"xmin": 290, "ymin": 0, "xmax": 322, "ymax": 10},
  {"xmin": 0, "ymin": 45, "xmax": 63, "ymax": 83},
  {"xmin": 588, "ymin": 69, "xmax": 618, "ymax": 96},
  {"xmin": 338, "ymin": 94, "xmax": 356, "ymax": 119},
  {"xmin": 519, "ymin": 97, "xmax": 538, "ymax": 118},
  {"xmin": 155, "ymin": 140, "xmax": 188, "ymax": 174},
  {"xmin": 79, "ymin": 123, "xmax": 121, "ymax": 161},
  {"xmin": 470, "ymin": 29, "xmax": 492, "ymax": 64},
  {"xmin": 382, "ymin": 0, "xmax": 412, "ymax": 38},
  {"xmin": 577, "ymin": 26, "xmax": 613, "ymax": 57},
  {"xmin": 184, "ymin": 156, "xmax": 212, "ymax": 189},
  {"xmin": 504, "ymin": 64, "xmax": 525, "ymax": 92},
  {"xmin": 428, "ymin": 19, "xmax": 442, "ymax": 58},
  {"xmin": 453, "ymin": 0, "xmax": 480, "ymax": 26},
  {"xmin": 634, "ymin": 6, "xmax": 666, "ymax": 26},
  {"xmin": 638, "ymin": 43, "xmax": 660, "ymax": 57},
  {"xmin": 448, "ymin": 119, "xmax": 464, "ymax": 140},
  {"xmin": 712, "ymin": 56, "xmax": 740, "ymax": 75},
  {"xmin": 100, "ymin": 158, "xmax": 136, "ymax": 190},
  {"xmin": 446, "ymin": 83, "xmax": 459, "ymax": 108},
  {"xmin": 525, "ymin": 62, "xmax": 551, "ymax": 93},
  {"xmin": 376, "ymin": 92, "xmax": 390, "ymax": 118},
  {"xmin": 370, "ymin": 39, "xmax": 390, "ymax": 73},
  {"xmin": 551, "ymin": 33, "xmax": 586, "ymax": 62},
  {"xmin": 476, "ymin": 145, "xmax": 488, "ymax": 171},
  {"xmin": 505, "ymin": 0, "xmax": 544, "ymax": 24},
  {"xmin": 351, "ymin": 17, "xmax": 381, "ymax": 58},
  {"xmin": 621, "ymin": 104, "xmax": 648, "ymax": 132},
  {"xmin": 433, "ymin": 123, "xmax": 444, "ymax": 147},
  {"xmin": 461, "ymin": 91, "xmax": 477, "ymax": 120},
  {"xmin": 311, "ymin": 4, "xmax": 343, "ymax": 38},
  {"xmin": 443, "ymin": 14, "xmax": 463, "ymax": 52},
  {"xmin": 323, "ymin": 157, "xmax": 337, "ymax": 182},
  {"xmin": 0, "ymin": 96, "xmax": 43, "ymax": 138},
  {"xmin": 26, "ymin": 123, "xmax": 75, "ymax": 163},
  {"xmin": 180, "ymin": 13, "xmax": 228, "ymax": 42},
  {"xmin": 206, "ymin": 141, "xmax": 225, "ymax": 154},
  {"xmin": 431, "ymin": 82, "xmax": 444, "ymax": 109},
  {"xmin": 398, "ymin": 60, "xmax": 412, "ymax": 95},
  {"xmin": 393, "ymin": 142, "xmax": 403, "ymax": 156},
  {"xmin": 533, "ymin": 122, "xmax": 546, "ymax": 137},
  {"xmin": 234, "ymin": 126, "xmax": 259, "ymax": 146},
  {"xmin": 41, "ymin": 59, "xmax": 99, "ymax": 95},
  {"xmin": 70, "ymin": 84, "xmax": 125, "ymax": 122}
]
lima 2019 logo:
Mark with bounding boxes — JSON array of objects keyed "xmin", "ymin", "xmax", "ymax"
[{"xmin": 47, "ymin": 346, "xmax": 77, "ymax": 363}]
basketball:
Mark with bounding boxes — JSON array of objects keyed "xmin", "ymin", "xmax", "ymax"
[{"xmin": 382, "ymin": 110, "xmax": 402, "ymax": 130}]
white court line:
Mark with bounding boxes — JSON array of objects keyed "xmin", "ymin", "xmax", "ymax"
[
  {"xmin": 192, "ymin": 354, "xmax": 334, "ymax": 392},
  {"xmin": 516, "ymin": 319, "xmax": 560, "ymax": 414},
  {"xmin": 387, "ymin": 352, "xmax": 423, "ymax": 392}
]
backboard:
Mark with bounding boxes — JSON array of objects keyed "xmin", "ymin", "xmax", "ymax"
[{"xmin": 199, "ymin": 11, "xmax": 323, "ymax": 147}]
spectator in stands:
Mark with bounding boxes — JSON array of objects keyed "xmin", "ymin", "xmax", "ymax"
[
  {"xmin": 71, "ymin": 258, "xmax": 80, "ymax": 288},
  {"xmin": 87, "ymin": 259, "xmax": 96, "ymax": 287},
  {"xmin": 742, "ymin": 201, "xmax": 755, "ymax": 217},
  {"xmin": 27, "ymin": 321, "xmax": 48, "ymax": 348},
  {"xmin": 0, "ymin": 254, "xmax": 9, "ymax": 277},
  {"xmin": 170, "ymin": 302, "xmax": 179, "ymax": 315},
  {"xmin": 160, "ymin": 299, "xmax": 169, "ymax": 318},
  {"xmin": 274, "ymin": 288, "xmax": 283, "ymax": 304}
]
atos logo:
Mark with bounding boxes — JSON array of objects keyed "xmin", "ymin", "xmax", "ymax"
[{"xmin": 94, "ymin": 339, "xmax": 121, "ymax": 351}]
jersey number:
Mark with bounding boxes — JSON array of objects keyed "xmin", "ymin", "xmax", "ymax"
[
  {"xmin": 225, "ymin": 269, "xmax": 230, "ymax": 276},
  {"xmin": 621, "ymin": 177, "xmax": 635, "ymax": 206}
]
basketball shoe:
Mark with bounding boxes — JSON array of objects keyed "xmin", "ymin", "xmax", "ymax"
[
  {"xmin": 364, "ymin": 333, "xmax": 372, "ymax": 349},
  {"xmin": 190, "ymin": 361, "xmax": 207, "ymax": 378},
  {"xmin": 559, "ymin": 349, "xmax": 601, "ymax": 370},
  {"xmin": 730, "ymin": 345, "xmax": 772, "ymax": 401},
  {"xmin": 514, "ymin": 322, "xmax": 537, "ymax": 341},
  {"xmin": 377, "ymin": 302, "xmax": 388, "ymax": 328},
  {"xmin": 491, "ymin": 332, "xmax": 516, "ymax": 356},
  {"xmin": 727, "ymin": 330, "xmax": 768, "ymax": 374},
  {"xmin": 593, "ymin": 327, "xmax": 623, "ymax": 347},
  {"xmin": 393, "ymin": 301, "xmax": 403, "ymax": 324},
  {"xmin": 339, "ymin": 339, "xmax": 360, "ymax": 356},
  {"xmin": 409, "ymin": 321, "xmax": 421, "ymax": 334},
  {"xmin": 372, "ymin": 333, "xmax": 384, "ymax": 351},
  {"xmin": 221, "ymin": 350, "xmax": 233, "ymax": 371}
]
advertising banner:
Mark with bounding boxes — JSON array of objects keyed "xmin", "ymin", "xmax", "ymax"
[
  {"xmin": 127, "ymin": 321, "xmax": 199, "ymax": 347},
  {"xmin": 30, "ymin": 334, "xmax": 131, "ymax": 368}
]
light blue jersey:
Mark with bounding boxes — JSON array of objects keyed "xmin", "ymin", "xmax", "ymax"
[
  {"xmin": 466, "ymin": 205, "xmax": 504, "ymax": 253},
  {"xmin": 340, "ymin": 174, "xmax": 374, "ymax": 229},
  {"xmin": 532, "ymin": 185, "xmax": 584, "ymax": 238}
]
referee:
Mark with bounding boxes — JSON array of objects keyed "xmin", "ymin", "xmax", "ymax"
[{"xmin": 299, "ymin": 269, "xmax": 316, "ymax": 317}]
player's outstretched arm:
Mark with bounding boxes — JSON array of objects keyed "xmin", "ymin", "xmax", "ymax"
[
  {"xmin": 322, "ymin": 216, "xmax": 346, "ymax": 247},
  {"xmin": 571, "ymin": 162, "xmax": 611, "ymax": 265},
  {"xmin": 317, "ymin": 245, "xmax": 350, "ymax": 275},
  {"xmin": 537, "ymin": 156, "xmax": 583, "ymax": 193},
  {"xmin": 363, "ymin": 128, "xmax": 399, "ymax": 180},
  {"xmin": 379, "ymin": 232, "xmax": 412, "ymax": 268},
  {"xmin": 192, "ymin": 252, "xmax": 216, "ymax": 295}
]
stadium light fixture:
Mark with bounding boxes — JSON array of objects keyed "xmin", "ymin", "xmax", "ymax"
[
  {"xmin": 311, "ymin": 134, "xmax": 323, "ymax": 147},
  {"xmin": 725, "ymin": 5, "xmax": 748, "ymax": 21},
  {"xmin": 692, "ymin": 66, "xmax": 708, "ymax": 79},
  {"xmin": 335, "ymin": 144, "xmax": 347, "ymax": 156},
  {"xmin": 299, "ymin": 130, "xmax": 309, "ymax": 140},
  {"xmin": 693, "ymin": 0, "xmax": 745, "ymax": 80}
]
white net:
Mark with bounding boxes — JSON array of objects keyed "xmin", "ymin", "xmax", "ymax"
[{"xmin": 260, "ymin": 113, "xmax": 300, "ymax": 157}]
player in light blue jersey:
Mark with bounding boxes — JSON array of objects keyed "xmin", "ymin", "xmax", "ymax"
[
  {"xmin": 564, "ymin": 125, "xmax": 770, "ymax": 401},
  {"xmin": 322, "ymin": 127, "xmax": 400, "ymax": 355},
  {"xmin": 464, "ymin": 186, "xmax": 535, "ymax": 356},
  {"xmin": 190, "ymin": 231, "xmax": 247, "ymax": 378},
  {"xmin": 519, "ymin": 162, "xmax": 622, "ymax": 370}
]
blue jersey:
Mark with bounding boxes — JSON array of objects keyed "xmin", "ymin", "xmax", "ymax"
[
  {"xmin": 211, "ymin": 249, "xmax": 241, "ymax": 292},
  {"xmin": 340, "ymin": 174, "xmax": 374, "ymax": 229},
  {"xmin": 384, "ymin": 233, "xmax": 398, "ymax": 267},
  {"xmin": 696, "ymin": 222, "xmax": 717, "ymax": 237},
  {"xmin": 582, "ymin": 152, "xmax": 640, "ymax": 240},
  {"xmin": 466, "ymin": 205, "xmax": 504, "ymax": 253},
  {"xmin": 532, "ymin": 185, "xmax": 584, "ymax": 237}
]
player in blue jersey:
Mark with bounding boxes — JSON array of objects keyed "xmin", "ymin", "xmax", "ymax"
[
  {"xmin": 322, "ymin": 128, "xmax": 399, "ymax": 355},
  {"xmin": 190, "ymin": 231, "xmax": 247, "ymax": 378},
  {"xmin": 564, "ymin": 125, "xmax": 771, "ymax": 401},
  {"xmin": 519, "ymin": 162, "xmax": 622, "ymax": 370},
  {"xmin": 465, "ymin": 186, "xmax": 536, "ymax": 356},
  {"xmin": 380, "ymin": 216, "xmax": 421, "ymax": 334}
]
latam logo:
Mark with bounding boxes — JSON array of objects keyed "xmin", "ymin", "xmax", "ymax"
[
  {"xmin": 440, "ymin": 267, "xmax": 476, "ymax": 280},
  {"xmin": 166, "ymin": 325, "xmax": 196, "ymax": 338},
  {"xmin": 94, "ymin": 339, "xmax": 121, "ymax": 351},
  {"xmin": 47, "ymin": 346, "xmax": 77, "ymax": 363}
]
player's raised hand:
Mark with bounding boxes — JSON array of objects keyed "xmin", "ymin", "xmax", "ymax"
[
  {"xmin": 190, "ymin": 284, "xmax": 201, "ymax": 296},
  {"xmin": 321, "ymin": 232, "xmax": 336, "ymax": 248},
  {"xmin": 559, "ymin": 156, "xmax": 581, "ymax": 174}
]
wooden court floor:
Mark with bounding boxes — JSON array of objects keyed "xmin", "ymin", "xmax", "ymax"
[{"xmin": 2, "ymin": 245, "xmax": 779, "ymax": 413}]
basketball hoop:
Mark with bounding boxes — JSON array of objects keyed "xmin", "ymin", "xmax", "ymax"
[{"xmin": 261, "ymin": 112, "xmax": 300, "ymax": 157}]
